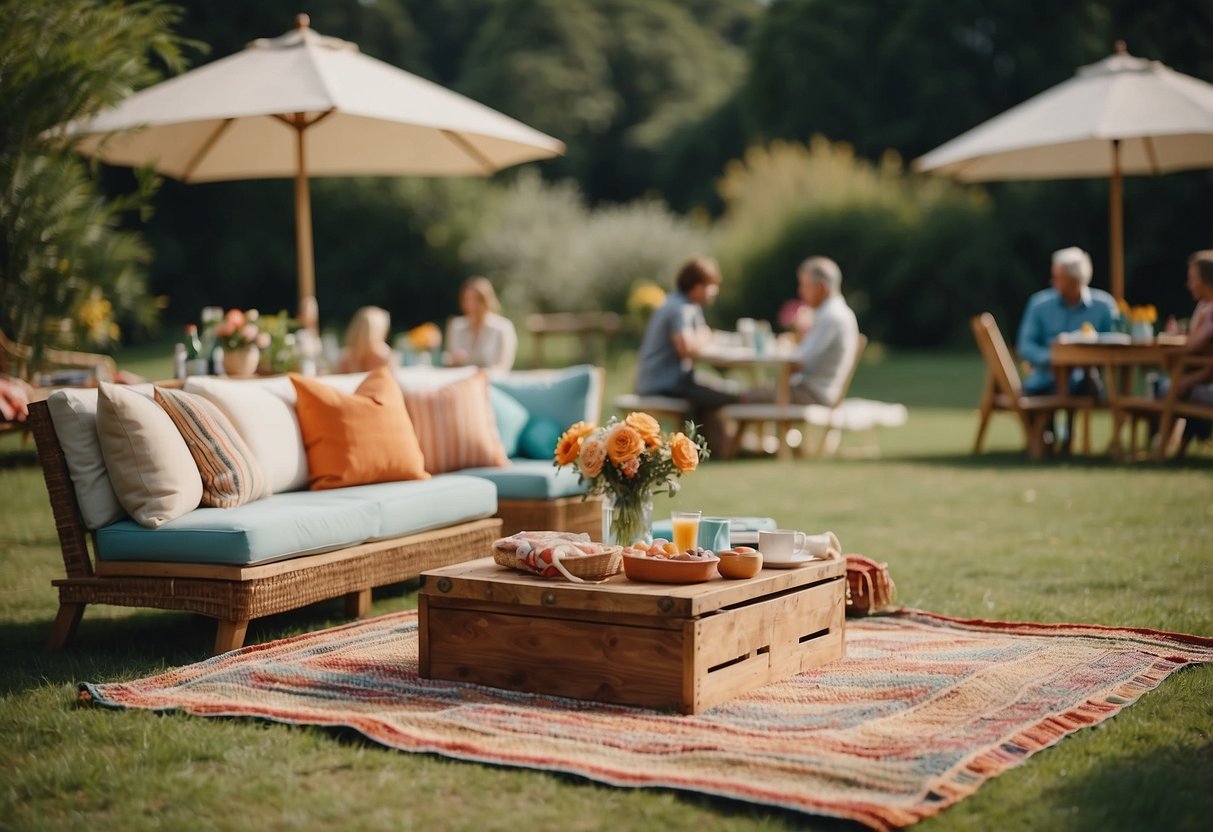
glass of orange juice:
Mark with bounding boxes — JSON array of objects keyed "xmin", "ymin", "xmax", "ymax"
[{"xmin": 671, "ymin": 511, "xmax": 701, "ymax": 553}]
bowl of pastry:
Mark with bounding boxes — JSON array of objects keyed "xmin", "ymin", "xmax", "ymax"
[{"xmin": 622, "ymin": 540, "xmax": 719, "ymax": 584}]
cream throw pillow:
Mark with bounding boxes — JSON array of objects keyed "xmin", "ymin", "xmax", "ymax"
[{"xmin": 97, "ymin": 382, "xmax": 202, "ymax": 528}]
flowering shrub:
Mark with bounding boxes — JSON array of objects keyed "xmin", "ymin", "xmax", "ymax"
[{"xmin": 215, "ymin": 308, "xmax": 270, "ymax": 351}]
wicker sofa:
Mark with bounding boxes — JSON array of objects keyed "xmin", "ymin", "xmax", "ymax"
[{"xmin": 30, "ymin": 364, "xmax": 603, "ymax": 655}]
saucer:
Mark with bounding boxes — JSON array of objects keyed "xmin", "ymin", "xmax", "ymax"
[{"xmin": 762, "ymin": 552, "xmax": 821, "ymax": 569}]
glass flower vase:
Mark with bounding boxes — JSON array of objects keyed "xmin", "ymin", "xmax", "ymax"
[{"xmin": 602, "ymin": 492, "xmax": 653, "ymax": 547}]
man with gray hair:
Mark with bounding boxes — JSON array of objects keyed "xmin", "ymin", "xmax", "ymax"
[
  {"xmin": 1016, "ymin": 246, "xmax": 1118, "ymax": 394},
  {"xmin": 788, "ymin": 256, "xmax": 860, "ymax": 405}
]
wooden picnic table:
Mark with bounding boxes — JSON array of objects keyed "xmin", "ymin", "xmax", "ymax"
[{"xmin": 1050, "ymin": 336, "xmax": 1187, "ymax": 455}]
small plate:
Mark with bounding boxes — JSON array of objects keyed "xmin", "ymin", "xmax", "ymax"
[{"xmin": 762, "ymin": 552, "xmax": 822, "ymax": 569}]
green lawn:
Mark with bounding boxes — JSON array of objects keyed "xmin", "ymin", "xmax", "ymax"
[{"xmin": 1, "ymin": 349, "xmax": 1210, "ymax": 831}]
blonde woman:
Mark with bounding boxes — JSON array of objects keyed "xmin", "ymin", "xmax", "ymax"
[
  {"xmin": 338, "ymin": 306, "xmax": 393, "ymax": 373},
  {"xmin": 446, "ymin": 277, "xmax": 517, "ymax": 373}
]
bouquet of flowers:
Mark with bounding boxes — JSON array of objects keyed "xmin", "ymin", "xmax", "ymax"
[
  {"xmin": 554, "ymin": 412, "xmax": 710, "ymax": 545},
  {"xmin": 406, "ymin": 322, "xmax": 443, "ymax": 352},
  {"xmin": 214, "ymin": 308, "xmax": 270, "ymax": 351}
]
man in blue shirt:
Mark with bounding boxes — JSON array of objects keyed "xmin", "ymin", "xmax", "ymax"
[
  {"xmin": 1016, "ymin": 246, "xmax": 1119, "ymax": 395},
  {"xmin": 636, "ymin": 256, "xmax": 739, "ymax": 450}
]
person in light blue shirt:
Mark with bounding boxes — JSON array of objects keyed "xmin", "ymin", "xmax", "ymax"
[{"xmin": 1016, "ymin": 246, "xmax": 1119, "ymax": 394}]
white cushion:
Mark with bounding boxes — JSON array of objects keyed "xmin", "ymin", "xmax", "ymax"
[
  {"xmin": 96, "ymin": 382, "xmax": 202, "ymax": 528},
  {"xmin": 182, "ymin": 373, "xmax": 378, "ymax": 494},
  {"xmin": 46, "ymin": 385, "xmax": 153, "ymax": 530},
  {"xmin": 184, "ymin": 376, "xmax": 309, "ymax": 494}
]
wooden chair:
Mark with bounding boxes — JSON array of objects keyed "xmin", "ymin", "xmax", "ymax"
[
  {"xmin": 1114, "ymin": 354, "xmax": 1213, "ymax": 460},
  {"xmin": 1, "ymin": 328, "xmax": 117, "ymax": 383},
  {"xmin": 970, "ymin": 313, "xmax": 1095, "ymax": 459},
  {"xmin": 719, "ymin": 334, "xmax": 870, "ymax": 460}
]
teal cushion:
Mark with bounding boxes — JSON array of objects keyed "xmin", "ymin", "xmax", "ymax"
[
  {"xmin": 460, "ymin": 459, "xmax": 588, "ymax": 500},
  {"xmin": 331, "ymin": 476, "xmax": 496, "ymax": 539},
  {"xmin": 490, "ymin": 365, "xmax": 597, "ymax": 433},
  {"xmin": 95, "ymin": 476, "xmax": 499, "ymax": 566},
  {"xmin": 517, "ymin": 417, "xmax": 564, "ymax": 460},
  {"xmin": 96, "ymin": 491, "xmax": 381, "ymax": 566},
  {"xmin": 489, "ymin": 386, "xmax": 530, "ymax": 458}
]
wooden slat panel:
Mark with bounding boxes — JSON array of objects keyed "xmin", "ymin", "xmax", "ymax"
[{"xmin": 423, "ymin": 607, "xmax": 684, "ymax": 709}]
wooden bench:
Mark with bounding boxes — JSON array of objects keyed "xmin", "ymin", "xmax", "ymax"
[{"xmin": 525, "ymin": 312, "xmax": 620, "ymax": 368}]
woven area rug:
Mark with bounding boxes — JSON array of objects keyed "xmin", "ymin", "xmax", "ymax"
[{"xmin": 81, "ymin": 610, "xmax": 1212, "ymax": 830}]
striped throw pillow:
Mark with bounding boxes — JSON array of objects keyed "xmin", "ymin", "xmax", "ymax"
[
  {"xmin": 404, "ymin": 371, "xmax": 509, "ymax": 474},
  {"xmin": 154, "ymin": 387, "xmax": 270, "ymax": 508}
]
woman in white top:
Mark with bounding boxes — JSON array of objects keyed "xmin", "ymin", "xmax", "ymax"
[{"xmin": 446, "ymin": 277, "xmax": 517, "ymax": 373}]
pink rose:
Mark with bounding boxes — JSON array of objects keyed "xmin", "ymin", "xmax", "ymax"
[
  {"xmin": 578, "ymin": 436, "xmax": 606, "ymax": 478},
  {"xmin": 620, "ymin": 456, "xmax": 640, "ymax": 478}
]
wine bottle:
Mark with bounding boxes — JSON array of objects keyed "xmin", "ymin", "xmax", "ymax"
[{"xmin": 184, "ymin": 324, "xmax": 208, "ymax": 376}]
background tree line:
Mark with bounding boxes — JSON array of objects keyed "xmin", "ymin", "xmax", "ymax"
[{"xmin": 3, "ymin": 0, "xmax": 1210, "ymax": 362}]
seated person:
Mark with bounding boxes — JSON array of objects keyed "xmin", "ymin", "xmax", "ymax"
[
  {"xmin": 1016, "ymin": 246, "xmax": 1118, "ymax": 395},
  {"xmin": 635, "ymin": 255, "xmax": 739, "ymax": 450},
  {"xmin": 745, "ymin": 257, "xmax": 858, "ymax": 406},
  {"xmin": 1161, "ymin": 250, "xmax": 1213, "ymax": 455},
  {"xmin": 446, "ymin": 277, "xmax": 517, "ymax": 374},
  {"xmin": 337, "ymin": 306, "xmax": 393, "ymax": 374},
  {"xmin": 787, "ymin": 256, "xmax": 859, "ymax": 405}
]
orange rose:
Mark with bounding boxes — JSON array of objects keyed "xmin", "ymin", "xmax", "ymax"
[
  {"xmin": 555, "ymin": 431, "xmax": 582, "ymax": 465},
  {"xmin": 670, "ymin": 432, "xmax": 699, "ymax": 472},
  {"xmin": 606, "ymin": 424, "xmax": 645, "ymax": 465},
  {"xmin": 578, "ymin": 436, "xmax": 607, "ymax": 478},
  {"xmin": 625, "ymin": 412, "xmax": 662, "ymax": 447},
  {"xmin": 567, "ymin": 421, "xmax": 596, "ymax": 441}
]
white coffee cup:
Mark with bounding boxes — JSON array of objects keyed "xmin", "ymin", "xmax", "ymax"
[{"xmin": 758, "ymin": 529, "xmax": 807, "ymax": 560}]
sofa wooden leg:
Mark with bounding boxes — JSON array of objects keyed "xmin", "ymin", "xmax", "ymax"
[
  {"xmin": 48, "ymin": 603, "xmax": 85, "ymax": 651},
  {"xmin": 214, "ymin": 619, "xmax": 249, "ymax": 655},
  {"xmin": 345, "ymin": 588, "xmax": 372, "ymax": 619}
]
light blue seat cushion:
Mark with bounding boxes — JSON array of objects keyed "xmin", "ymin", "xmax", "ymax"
[
  {"xmin": 329, "ymin": 475, "xmax": 496, "ymax": 539},
  {"xmin": 96, "ymin": 476, "xmax": 497, "ymax": 566},
  {"xmin": 460, "ymin": 458, "xmax": 588, "ymax": 500}
]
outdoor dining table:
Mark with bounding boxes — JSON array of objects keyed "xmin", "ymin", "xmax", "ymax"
[
  {"xmin": 697, "ymin": 340, "xmax": 801, "ymax": 407},
  {"xmin": 1050, "ymin": 335, "xmax": 1187, "ymax": 455}
]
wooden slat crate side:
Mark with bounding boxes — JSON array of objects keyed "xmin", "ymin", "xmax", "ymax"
[
  {"xmin": 423, "ymin": 606, "xmax": 685, "ymax": 710},
  {"xmin": 690, "ymin": 579, "xmax": 846, "ymax": 713}
]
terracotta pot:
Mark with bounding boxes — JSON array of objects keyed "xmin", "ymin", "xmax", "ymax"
[{"xmin": 223, "ymin": 345, "xmax": 260, "ymax": 377}]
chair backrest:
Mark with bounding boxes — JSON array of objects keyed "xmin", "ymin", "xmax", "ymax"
[
  {"xmin": 828, "ymin": 333, "xmax": 868, "ymax": 408},
  {"xmin": 970, "ymin": 313, "xmax": 1024, "ymax": 399}
]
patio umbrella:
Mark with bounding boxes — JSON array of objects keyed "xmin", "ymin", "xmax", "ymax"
[
  {"xmin": 914, "ymin": 42, "xmax": 1213, "ymax": 301},
  {"xmin": 60, "ymin": 14, "xmax": 564, "ymax": 317}
]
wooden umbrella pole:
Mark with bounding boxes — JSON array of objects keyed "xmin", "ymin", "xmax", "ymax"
[
  {"xmin": 293, "ymin": 115, "xmax": 317, "ymax": 327},
  {"xmin": 1109, "ymin": 138, "xmax": 1124, "ymax": 302}
]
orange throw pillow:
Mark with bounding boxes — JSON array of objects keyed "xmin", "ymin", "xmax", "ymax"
[
  {"xmin": 290, "ymin": 366, "xmax": 429, "ymax": 490},
  {"xmin": 404, "ymin": 371, "xmax": 509, "ymax": 474}
]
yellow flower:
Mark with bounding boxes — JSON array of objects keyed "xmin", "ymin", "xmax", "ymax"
[
  {"xmin": 606, "ymin": 424, "xmax": 645, "ymax": 465},
  {"xmin": 624, "ymin": 412, "xmax": 661, "ymax": 447},
  {"xmin": 670, "ymin": 432, "xmax": 699, "ymax": 472},
  {"xmin": 578, "ymin": 436, "xmax": 606, "ymax": 478},
  {"xmin": 627, "ymin": 282, "xmax": 667, "ymax": 317}
]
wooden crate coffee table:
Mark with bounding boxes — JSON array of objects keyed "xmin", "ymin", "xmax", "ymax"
[{"xmin": 418, "ymin": 556, "xmax": 846, "ymax": 714}]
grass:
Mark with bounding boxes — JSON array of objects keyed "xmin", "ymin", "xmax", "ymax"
[{"xmin": 1, "ymin": 348, "xmax": 1210, "ymax": 831}]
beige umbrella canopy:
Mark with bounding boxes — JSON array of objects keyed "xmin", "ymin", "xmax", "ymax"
[
  {"xmin": 915, "ymin": 42, "xmax": 1213, "ymax": 301},
  {"xmin": 62, "ymin": 14, "xmax": 565, "ymax": 315}
]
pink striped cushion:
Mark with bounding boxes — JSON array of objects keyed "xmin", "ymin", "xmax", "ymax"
[
  {"xmin": 154, "ymin": 387, "xmax": 270, "ymax": 508},
  {"xmin": 403, "ymin": 372, "xmax": 509, "ymax": 474}
]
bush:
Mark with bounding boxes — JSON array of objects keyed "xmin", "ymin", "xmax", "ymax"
[
  {"xmin": 712, "ymin": 137, "xmax": 1027, "ymax": 347},
  {"xmin": 462, "ymin": 171, "xmax": 713, "ymax": 317}
]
